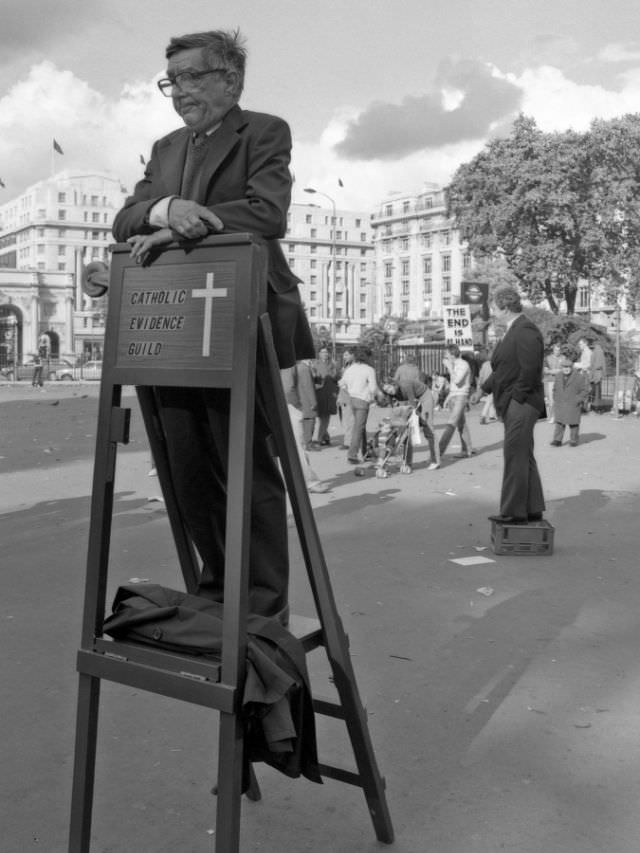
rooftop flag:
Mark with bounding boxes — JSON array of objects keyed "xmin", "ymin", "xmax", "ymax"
[
  {"xmin": 53, "ymin": 139, "xmax": 64, "ymax": 155},
  {"xmin": 0, "ymin": 178, "xmax": 5, "ymax": 188},
  {"xmin": 139, "ymin": 153, "xmax": 146, "ymax": 165},
  {"xmin": 338, "ymin": 178, "xmax": 344, "ymax": 187}
]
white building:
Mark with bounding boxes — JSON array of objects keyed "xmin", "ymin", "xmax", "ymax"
[
  {"xmin": 285, "ymin": 202, "xmax": 376, "ymax": 345},
  {"xmin": 370, "ymin": 183, "xmax": 472, "ymax": 323},
  {"xmin": 0, "ymin": 170, "xmax": 127, "ymax": 365}
]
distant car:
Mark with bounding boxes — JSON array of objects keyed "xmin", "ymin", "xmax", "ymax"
[
  {"xmin": 2, "ymin": 357, "xmax": 76, "ymax": 382},
  {"xmin": 74, "ymin": 360, "xmax": 103, "ymax": 381}
]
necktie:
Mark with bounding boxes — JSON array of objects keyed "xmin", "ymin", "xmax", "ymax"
[{"xmin": 180, "ymin": 135, "xmax": 209, "ymax": 201}]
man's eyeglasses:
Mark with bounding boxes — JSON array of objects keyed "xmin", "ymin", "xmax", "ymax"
[{"xmin": 157, "ymin": 68, "xmax": 226, "ymax": 97}]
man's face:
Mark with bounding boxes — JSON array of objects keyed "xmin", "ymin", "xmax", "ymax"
[{"xmin": 167, "ymin": 47, "xmax": 236, "ymax": 133}]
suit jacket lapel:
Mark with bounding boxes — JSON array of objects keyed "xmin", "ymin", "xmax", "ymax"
[
  {"xmin": 197, "ymin": 106, "xmax": 245, "ymax": 197},
  {"xmin": 156, "ymin": 130, "xmax": 191, "ymax": 196}
]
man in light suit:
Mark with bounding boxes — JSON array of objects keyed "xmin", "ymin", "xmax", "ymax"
[
  {"xmin": 481, "ymin": 285, "xmax": 546, "ymax": 524},
  {"xmin": 112, "ymin": 30, "xmax": 314, "ymax": 620}
]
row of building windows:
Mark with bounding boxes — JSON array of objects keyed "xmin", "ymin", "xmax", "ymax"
[{"xmin": 57, "ymin": 192, "xmax": 111, "ymax": 206}]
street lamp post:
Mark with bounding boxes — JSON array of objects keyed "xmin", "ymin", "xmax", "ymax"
[{"xmin": 304, "ymin": 187, "xmax": 337, "ymax": 360}]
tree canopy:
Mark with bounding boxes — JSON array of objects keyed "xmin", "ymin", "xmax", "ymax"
[{"xmin": 446, "ymin": 113, "xmax": 640, "ymax": 314}]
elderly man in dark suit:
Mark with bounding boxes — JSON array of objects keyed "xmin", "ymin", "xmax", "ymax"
[
  {"xmin": 481, "ymin": 285, "xmax": 546, "ymax": 524},
  {"xmin": 112, "ymin": 29, "xmax": 314, "ymax": 620}
]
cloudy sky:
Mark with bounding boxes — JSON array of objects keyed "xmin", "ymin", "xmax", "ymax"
[{"xmin": 2, "ymin": 0, "xmax": 640, "ymax": 211}]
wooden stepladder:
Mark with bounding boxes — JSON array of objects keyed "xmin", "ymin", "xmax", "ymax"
[{"xmin": 68, "ymin": 234, "xmax": 394, "ymax": 852}]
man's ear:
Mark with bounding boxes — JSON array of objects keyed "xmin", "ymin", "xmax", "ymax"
[{"xmin": 224, "ymin": 70, "xmax": 240, "ymax": 97}]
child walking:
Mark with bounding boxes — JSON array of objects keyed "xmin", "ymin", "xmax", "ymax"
[{"xmin": 550, "ymin": 355, "xmax": 590, "ymax": 447}]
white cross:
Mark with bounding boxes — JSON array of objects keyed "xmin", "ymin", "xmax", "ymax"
[{"xmin": 191, "ymin": 273, "xmax": 228, "ymax": 357}]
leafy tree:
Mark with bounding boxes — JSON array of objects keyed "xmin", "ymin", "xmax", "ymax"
[
  {"xmin": 583, "ymin": 114, "xmax": 640, "ymax": 312},
  {"xmin": 447, "ymin": 115, "xmax": 594, "ymax": 314}
]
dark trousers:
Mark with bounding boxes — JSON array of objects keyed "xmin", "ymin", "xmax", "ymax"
[
  {"xmin": 499, "ymin": 399, "xmax": 545, "ymax": 519},
  {"xmin": 156, "ymin": 386, "xmax": 288, "ymax": 619}
]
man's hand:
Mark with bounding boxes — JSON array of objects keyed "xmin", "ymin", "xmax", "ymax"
[{"xmin": 168, "ymin": 199, "xmax": 223, "ymax": 239}]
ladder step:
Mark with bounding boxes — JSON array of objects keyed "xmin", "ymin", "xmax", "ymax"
[
  {"xmin": 317, "ymin": 763, "xmax": 362, "ymax": 787},
  {"xmin": 312, "ymin": 696, "xmax": 347, "ymax": 719}
]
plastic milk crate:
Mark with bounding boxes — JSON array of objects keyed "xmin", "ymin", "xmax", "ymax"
[{"xmin": 490, "ymin": 518, "xmax": 555, "ymax": 556}]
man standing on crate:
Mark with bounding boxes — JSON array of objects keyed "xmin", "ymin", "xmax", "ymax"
[
  {"xmin": 481, "ymin": 285, "xmax": 546, "ymax": 524},
  {"xmin": 112, "ymin": 29, "xmax": 314, "ymax": 622}
]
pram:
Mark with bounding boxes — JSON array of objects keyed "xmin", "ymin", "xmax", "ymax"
[{"xmin": 369, "ymin": 388, "xmax": 419, "ymax": 478}]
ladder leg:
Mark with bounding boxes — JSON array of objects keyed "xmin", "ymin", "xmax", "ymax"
[
  {"xmin": 68, "ymin": 673, "xmax": 101, "ymax": 853},
  {"xmin": 329, "ymin": 656, "xmax": 395, "ymax": 843},
  {"xmin": 214, "ymin": 712, "xmax": 244, "ymax": 853},
  {"xmin": 256, "ymin": 316, "xmax": 394, "ymax": 844}
]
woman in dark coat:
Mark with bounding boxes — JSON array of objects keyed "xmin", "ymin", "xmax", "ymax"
[{"xmin": 313, "ymin": 346, "xmax": 338, "ymax": 446}]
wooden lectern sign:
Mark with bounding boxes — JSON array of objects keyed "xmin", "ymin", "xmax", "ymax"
[{"xmin": 69, "ymin": 234, "xmax": 393, "ymax": 853}]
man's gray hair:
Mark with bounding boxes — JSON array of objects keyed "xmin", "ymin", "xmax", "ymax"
[{"xmin": 166, "ymin": 29, "xmax": 247, "ymax": 96}]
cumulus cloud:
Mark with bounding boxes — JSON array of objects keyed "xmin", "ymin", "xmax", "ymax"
[
  {"xmin": 0, "ymin": 62, "xmax": 177, "ymax": 195},
  {"xmin": 334, "ymin": 60, "xmax": 522, "ymax": 160},
  {"xmin": 597, "ymin": 43, "xmax": 640, "ymax": 63}
]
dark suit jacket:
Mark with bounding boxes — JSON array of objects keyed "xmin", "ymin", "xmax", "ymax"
[
  {"xmin": 482, "ymin": 314, "xmax": 546, "ymax": 418},
  {"xmin": 113, "ymin": 105, "xmax": 302, "ymax": 295},
  {"xmin": 112, "ymin": 105, "xmax": 314, "ymax": 365}
]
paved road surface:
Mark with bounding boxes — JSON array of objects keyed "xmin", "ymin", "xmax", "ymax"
[{"xmin": 1, "ymin": 380, "xmax": 639, "ymax": 852}]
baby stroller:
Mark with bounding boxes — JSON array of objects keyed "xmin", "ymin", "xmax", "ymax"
[{"xmin": 370, "ymin": 383, "xmax": 420, "ymax": 477}]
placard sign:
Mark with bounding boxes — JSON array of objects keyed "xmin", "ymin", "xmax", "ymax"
[
  {"xmin": 115, "ymin": 261, "xmax": 236, "ymax": 371},
  {"xmin": 443, "ymin": 304, "xmax": 473, "ymax": 350}
]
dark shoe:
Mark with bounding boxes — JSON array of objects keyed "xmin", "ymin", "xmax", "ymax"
[
  {"xmin": 528, "ymin": 512, "xmax": 543, "ymax": 521},
  {"xmin": 480, "ymin": 417, "xmax": 487, "ymax": 425},
  {"xmin": 347, "ymin": 456, "xmax": 360, "ymax": 465},
  {"xmin": 488, "ymin": 514, "xmax": 527, "ymax": 524},
  {"xmin": 320, "ymin": 437, "xmax": 331, "ymax": 446},
  {"xmin": 569, "ymin": 441, "xmax": 578, "ymax": 447},
  {"xmin": 550, "ymin": 440, "xmax": 561, "ymax": 447}
]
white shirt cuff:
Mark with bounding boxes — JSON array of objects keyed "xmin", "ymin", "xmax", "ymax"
[{"xmin": 148, "ymin": 196, "xmax": 174, "ymax": 228}]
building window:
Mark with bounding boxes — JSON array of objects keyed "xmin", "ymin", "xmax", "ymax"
[
  {"xmin": 441, "ymin": 254, "xmax": 451, "ymax": 272},
  {"xmin": 288, "ymin": 243, "xmax": 295, "ymax": 252},
  {"xmin": 401, "ymin": 301, "xmax": 409, "ymax": 317},
  {"xmin": 442, "ymin": 275, "xmax": 451, "ymax": 293},
  {"xmin": 463, "ymin": 252, "xmax": 472, "ymax": 270},
  {"xmin": 403, "ymin": 201, "xmax": 410, "ymax": 213},
  {"xmin": 423, "ymin": 277, "xmax": 432, "ymax": 297},
  {"xmin": 310, "ymin": 228, "xmax": 317, "ymax": 238},
  {"xmin": 305, "ymin": 214, "xmax": 312, "ymax": 224},
  {"xmin": 58, "ymin": 210, "xmax": 66, "ymax": 221},
  {"xmin": 355, "ymin": 218, "xmax": 361, "ymax": 227},
  {"xmin": 58, "ymin": 192, "xmax": 66, "ymax": 203},
  {"xmin": 422, "ymin": 233, "xmax": 432, "ymax": 248},
  {"xmin": 400, "ymin": 237, "xmax": 409, "ymax": 250},
  {"xmin": 58, "ymin": 262, "xmax": 66, "ymax": 271},
  {"xmin": 91, "ymin": 195, "xmax": 99, "ymax": 205},
  {"xmin": 441, "ymin": 229, "xmax": 451, "ymax": 245},
  {"xmin": 384, "ymin": 262, "xmax": 393, "ymax": 278},
  {"xmin": 310, "ymin": 291, "xmax": 317, "ymax": 301},
  {"xmin": 310, "ymin": 259, "xmax": 316, "ymax": 268},
  {"xmin": 58, "ymin": 245, "xmax": 66, "ymax": 255},
  {"xmin": 360, "ymin": 309, "xmax": 367, "ymax": 319},
  {"xmin": 402, "ymin": 280, "xmax": 410, "ymax": 296},
  {"xmin": 37, "ymin": 244, "xmax": 45, "ymax": 255},
  {"xmin": 360, "ymin": 232, "xmax": 367, "ymax": 241},
  {"xmin": 423, "ymin": 256, "xmax": 432, "ymax": 274},
  {"xmin": 37, "ymin": 227, "xmax": 45, "ymax": 237},
  {"xmin": 385, "ymin": 204, "xmax": 393, "ymax": 217},
  {"xmin": 578, "ymin": 287, "xmax": 589, "ymax": 309},
  {"xmin": 289, "ymin": 258, "xmax": 295, "ymax": 268},
  {"xmin": 401, "ymin": 259, "xmax": 410, "ymax": 276}
]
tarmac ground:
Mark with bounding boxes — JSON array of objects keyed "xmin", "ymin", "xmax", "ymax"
[{"xmin": 1, "ymin": 379, "xmax": 640, "ymax": 852}]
